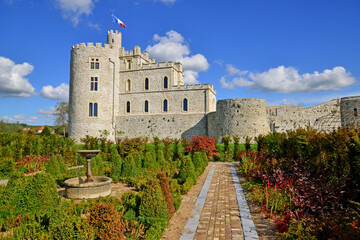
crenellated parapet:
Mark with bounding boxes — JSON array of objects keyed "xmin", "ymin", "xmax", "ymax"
[
  {"xmin": 72, "ymin": 42, "xmax": 111, "ymax": 49},
  {"xmin": 178, "ymin": 83, "xmax": 216, "ymax": 92}
]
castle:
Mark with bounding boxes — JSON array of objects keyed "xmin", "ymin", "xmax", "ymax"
[{"xmin": 69, "ymin": 30, "xmax": 360, "ymax": 143}]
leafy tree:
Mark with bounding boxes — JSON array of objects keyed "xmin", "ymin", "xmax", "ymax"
[{"xmin": 54, "ymin": 101, "xmax": 69, "ymax": 137}]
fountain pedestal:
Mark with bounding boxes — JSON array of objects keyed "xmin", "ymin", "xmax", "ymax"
[{"xmin": 64, "ymin": 150, "xmax": 112, "ymax": 199}]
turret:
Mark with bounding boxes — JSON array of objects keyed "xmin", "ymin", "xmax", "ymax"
[{"xmin": 107, "ymin": 30, "xmax": 122, "ymax": 49}]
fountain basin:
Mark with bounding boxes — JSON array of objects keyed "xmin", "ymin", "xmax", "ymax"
[{"xmin": 64, "ymin": 176, "xmax": 112, "ymax": 199}]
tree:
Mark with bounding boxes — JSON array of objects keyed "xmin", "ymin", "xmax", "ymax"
[{"xmin": 54, "ymin": 101, "xmax": 69, "ymax": 137}]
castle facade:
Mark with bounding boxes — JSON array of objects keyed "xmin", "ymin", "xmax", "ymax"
[{"xmin": 69, "ymin": 31, "xmax": 360, "ymax": 143}]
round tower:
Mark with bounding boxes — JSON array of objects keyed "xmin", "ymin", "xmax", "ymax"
[
  {"xmin": 340, "ymin": 96, "xmax": 360, "ymax": 128},
  {"xmin": 68, "ymin": 41, "xmax": 115, "ymax": 143},
  {"xmin": 212, "ymin": 98, "xmax": 270, "ymax": 143}
]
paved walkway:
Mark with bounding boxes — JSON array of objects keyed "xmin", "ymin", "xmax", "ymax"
[{"xmin": 181, "ymin": 162, "xmax": 258, "ymax": 240}]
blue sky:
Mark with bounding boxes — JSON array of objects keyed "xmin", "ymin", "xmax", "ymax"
[{"xmin": 0, "ymin": 0, "xmax": 359, "ymax": 125}]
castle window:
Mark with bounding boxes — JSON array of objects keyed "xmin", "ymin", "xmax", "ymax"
[
  {"xmin": 90, "ymin": 58, "xmax": 99, "ymax": 69},
  {"xmin": 126, "ymin": 101, "xmax": 131, "ymax": 113},
  {"xmin": 270, "ymin": 122, "xmax": 276, "ymax": 133},
  {"xmin": 355, "ymin": 108, "xmax": 358, "ymax": 116},
  {"xmin": 145, "ymin": 78, "xmax": 149, "ymax": 90},
  {"xmin": 90, "ymin": 77, "xmax": 98, "ymax": 91},
  {"xmin": 126, "ymin": 60, "xmax": 132, "ymax": 70},
  {"xmin": 145, "ymin": 100, "xmax": 149, "ymax": 113},
  {"xmin": 163, "ymin": 99, "xmax": 168, "ymax": 112},
  {"xmin": 164, "ymin": 77, "xmax": 168, "ymax": 89},
  {"xmin": 126, "ymin": 79, "xmax": 131, "ymax": 92},
  {"xmin": 89, "ymin": 102, "xmax": 98, "ymax": 117},
  {"xmin": 183, "ymin": 98, "xmax": 188, "ymax": 111}
]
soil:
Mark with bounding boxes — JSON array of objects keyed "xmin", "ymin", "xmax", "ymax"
[
  {"xmin": 161, "ymin": 162, "xmax": 214, "ymax": 240},
  {"xmin": 237, "ymin": 174, "xmax": 277, "ymax": 240}
]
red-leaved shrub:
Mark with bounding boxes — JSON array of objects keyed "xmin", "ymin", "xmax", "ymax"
[{"xmin": 184, "ymin": 136, "xmax": 219, "ymax": 159}]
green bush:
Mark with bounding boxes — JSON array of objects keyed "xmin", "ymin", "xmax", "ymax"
[
  {"xmin": 233, "ymin": 136, "xmax": 241, "ymax": 160},
  {"xmin": 138, "ymin": 180, "xmax": 169, "ymax": 239},
  {"xmin": 143, "ymin": 151, "xmax": 157, "ymax": 171},
  {"xmin": 121, "ymin": 155, "xmax": 138, "ymax": 178},
  {"xmin": 0, "ymin": 172, "xmax": 59, "ymax": 223},
  {"xmin": 192, "ymin": 152, "xmax": 204, "ymax": 177},
  {"xmin": 178, "ymin": 155, "xmax": 196, "ymax": 184},
  {"xmin": 45, "ymin": 154, "xmax": 67, "ymax": 180},
  {"xmin": 181, "ymin": 178, "xmax": 193, "ymax": 195},
  {"xmin": 91, "ymin": 152, "xmax": 105, "ymax": 176},
  {"xmin": 110, "ymin": 154, "xmax": 123, "ymax": 182},
  {"xmin": 169, "ymin": 179, "xmax": 182, "ymax": 210},
  {"xmin": 0, "ymin": 157, "xmax": 15, "ymax": 179}
]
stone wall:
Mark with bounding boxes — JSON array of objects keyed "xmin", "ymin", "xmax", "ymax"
[
  {"xmin": 341, "ymin": 96, "xmax": 360, "ymax": 127},
  {"xmin": 267, "ymin": 99, "xmax": 341, "ymax": 132},
  {"xmin": 116, "ymin": 113, "xmax": 207, "ymax": 139},
  {"xmin": 208, "ymin": 98, "xmax": 269, "ymax": 143}
]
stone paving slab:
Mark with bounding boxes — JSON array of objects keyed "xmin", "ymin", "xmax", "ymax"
[{"xmin": 193, "ymin": 163, "xmax": 245, "ymax": 240}]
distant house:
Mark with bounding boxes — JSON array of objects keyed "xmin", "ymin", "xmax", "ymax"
[{"xmin": 37, "ymin": 126, "xmax": 45, "ymax": 134}]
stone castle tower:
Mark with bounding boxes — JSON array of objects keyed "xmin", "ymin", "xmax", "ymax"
[{"xmin": 69, "ymin": 30, "xmax": 217, "ymax": 142}]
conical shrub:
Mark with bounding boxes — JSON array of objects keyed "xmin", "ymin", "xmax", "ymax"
[{"xmin": 121, "ymin": 155, "xmax": 138, "ymax": 177}]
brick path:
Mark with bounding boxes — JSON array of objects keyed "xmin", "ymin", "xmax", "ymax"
[{"xmin": 194, "ymin": 163, "xmax": 244, "ymax": 240}]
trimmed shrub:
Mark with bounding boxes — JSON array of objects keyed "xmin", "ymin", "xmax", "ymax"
[
  {"xmin": 0, "ymin": 172, "xmax": 58, "ymax": 221},
  {"xmin": 143, "ymin": 151, "xmax": 157, "ymax": 171},
  {"xmin": 245, "ymin": 136, "xmax": 252, "ymax": 151},
  {"xmin": 134, "ymin": 152, "xmax": 143, "ymax": 170},
  {"xmin": 169, "ymin": 179, "xmax": 182, "ymax": 210},
  {"xmin": 192, "ymin": 152, "xmax": 204, "ymax": 177},
  {"xmin": 88, "ymin": 202, "xmax": 125, "ymax": 240},
  {"xmin": 138, "ymin": 179, "xmax": 169, "ymax": 239},
  {"xmin": 0, "ymin": 157, "xmax": 15, "ymax": 179},
  {"xmin": 233, "ymin": 136, "xmax": 241, "ymax": 161},
  {"xmin": 110, "ymin": 154, "xmax": 122, "ymax": 182},
  {"xmin": 178, "ymin": 155, "xmax": 196, "ymax": 184},
  {"xmin": 181, "ymin": 178, "xmax": 193, "ymax": 195},
  {"xmin": 121, "ymin": 155, "xmax": 138, "ymax": 178},
  {"xmin": 157, "ymin": 172, "xmax": 175, "ymax": 217},
  {"xmin": 45, "ymin": 154, "xmax": 67, "ymax": 180},
  {"xmin": 91, "ymin": 152, "xmax": 106, "ymax": 176}
]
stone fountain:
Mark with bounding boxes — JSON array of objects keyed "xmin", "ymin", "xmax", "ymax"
[{"xmin": 64, "ymin": 150, "xmax": 112, "ymax": 199}]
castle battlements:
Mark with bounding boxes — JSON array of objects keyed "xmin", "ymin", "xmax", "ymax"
[
  {"xmin": 72, "ymin": 42, "xmax": 111, "ymax": 49},
  {"xmin": 178, "ymin": 83, "xmax": 216, "ymax": 92}
]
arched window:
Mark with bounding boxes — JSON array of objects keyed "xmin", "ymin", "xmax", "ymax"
[
  {"xmin": 145, "ymin": 100, "xmax": 149, "ymax": 113},
  {"xmin": 164, "ymin": 76, "xmax": 168, "ymax": 89},
  {"xmin": 89, "ymin": 102, "xmax": 98, "ymax": 117},
  {"xmin": 89, "ymin": 103, "xmax": 93, "ymax": 116},
  {"xmin": 126, "ymin": 79, "xmax": 131, "ymax": 92},
  {"xmin": 94, "ymin": 103, "xmax": 98, "ymax": 117},
  {"xmin": 163, "ymin": 99, "xmax": 168, "ymax": 112},
  {"xmin": 126, "ymin": 101, "xmax": 131, "ymax": 113},
  {"xmin": 144, "ymin": 78, "xmax": 149, "ymax": 90},
  {"xmin": 183, "ymin": 98, "xmax": 188, "ymax": 111}
]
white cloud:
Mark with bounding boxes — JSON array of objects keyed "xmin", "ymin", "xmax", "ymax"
[
  {"xmin": 40, "ymin": 83, "xmax": 69, "ymax": 101},
  {"xmin": 146, "ymin": 30, "xmax": 209, "ymax": 84},
  {"xmin": 38, "ymin": 107, "xmax": 56, "ymax": 118},
  {"xmin": 55, "ymin": 0, "xmax": 97, "ymax": 26},
  {"xmin": 0, "ymin": 56, "xmax": 35, "ymax": 97},
  {"xmin": 220, "ymin": 65, "xmax": 356, "ymax": 93},
  {"xmin": 88, "ymin": 21, "xmax": 101, "ymax": 30},
  {"xmin": 1, "ymin": 114, "xmax": 38, "ymax": 124}
]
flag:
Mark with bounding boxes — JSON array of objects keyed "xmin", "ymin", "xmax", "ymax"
[{"xmin": 112, "ymin": 14, "xmax": 126, "ymax": 28}]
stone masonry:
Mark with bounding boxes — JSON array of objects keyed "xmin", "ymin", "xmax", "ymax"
[{"xmin": 69, "ymin": 30, "xmax": 360, "ymax": 143}]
